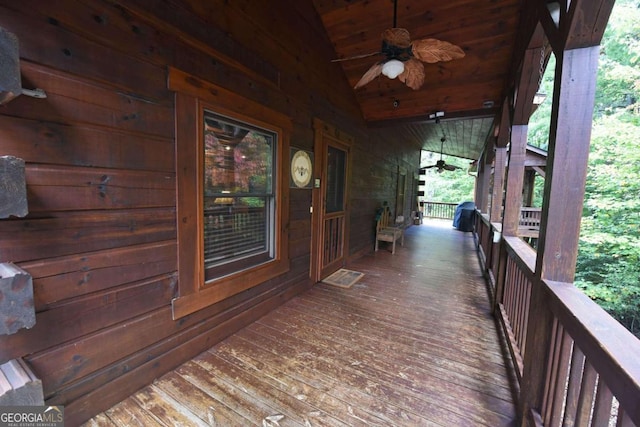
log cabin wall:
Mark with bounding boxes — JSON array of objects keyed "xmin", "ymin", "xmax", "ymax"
[{"xmin": 0, "ymin": 0, "xmax": 419, "ymax": 424}]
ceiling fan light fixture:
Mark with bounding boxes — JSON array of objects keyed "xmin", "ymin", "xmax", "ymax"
[
  {"xmin": 347, "ymin": 0, "xmax": 465, "ymax": 90},
  {"xmin": 381, "ymin": 59, "xmax": 405, "ymax": 79}
]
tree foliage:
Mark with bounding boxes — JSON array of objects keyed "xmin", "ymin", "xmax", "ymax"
[
  {"xmin": 577, "ymin": 112, "xmax": 640, "ymax": 336},
  {"xmin": 575, "ymin": 0, "xmax": 640, "ymax": 337}
]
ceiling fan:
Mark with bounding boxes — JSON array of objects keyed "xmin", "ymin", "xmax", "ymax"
[
  {"xmin": 334, "ymin": 0, "xmax": 466, "ymax": 90},
  {"xmin": 420, "ymin": 136, "xmax": 462, "ymax": 173}
]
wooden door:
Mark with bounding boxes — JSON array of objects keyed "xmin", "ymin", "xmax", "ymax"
[{"xmin": 311, "ymin": 120, "xmax": 352, "ymax": 282}]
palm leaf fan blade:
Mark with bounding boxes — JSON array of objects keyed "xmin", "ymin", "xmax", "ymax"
[
  {"xmin": 382, "ymin": 28, "xmax": 412, "ymax": 47},
  {"xmin": 412, "ymin": 38, "xmax": 465, "ymax": 63},
  {"xmin": 354, "ymin": 62, "xmax": 384, "ymax": 89},
  {"xmin": 398, "ymin": 58, "xmax": 425, "ymax": 90}
]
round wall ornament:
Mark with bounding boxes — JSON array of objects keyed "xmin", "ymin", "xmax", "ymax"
[{"xmin": 290, "ymin": 149, "xmax": 313, "ymax": 188}]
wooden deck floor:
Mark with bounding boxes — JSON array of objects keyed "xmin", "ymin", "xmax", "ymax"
[{"xmin": 85, "ymin": 220, "xmax": 518, "ymax": 426}]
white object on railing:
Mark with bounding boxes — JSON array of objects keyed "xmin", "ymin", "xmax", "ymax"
[
  {"xmin": 21, "ymin": 88, "xmax": 47, "ymax": 99},
  {"xmin": 493, "ymin": 231, "xmax": 502, "ymax": 243}
]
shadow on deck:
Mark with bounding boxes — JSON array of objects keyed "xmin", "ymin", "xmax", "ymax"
[{"xmin": 86, "ymin": 219, "xmax": 518, "ymax": 426}]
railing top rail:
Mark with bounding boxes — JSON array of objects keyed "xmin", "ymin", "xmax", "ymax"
[
  {"xmin": 503, "ymin": 235, "xmax": 537, "ymax": 278},
  {"xmin": 477, "ymin": 211, "xmax": 491, "ymax": 226},
  {"xmin": 545, "ymin": 279, "xmax": 640, "ymax": 424},
  {"xmin": 422, "ymin": 201, "xmax": 458, "ymax": 205}
]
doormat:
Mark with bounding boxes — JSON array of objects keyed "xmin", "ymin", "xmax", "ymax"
[{"xmin": 322, "ymin": 268, "xmax": 364, "ymax": 289}]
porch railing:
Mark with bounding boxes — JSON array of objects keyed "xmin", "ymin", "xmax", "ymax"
[
  {"xmin": 519, "ymin": 207, "xmax": 542, "ymax": 238},
  {"xmin": 474, "ymin": 212, "xmax": 640, "ymax": 426},
  {"xmin": 420, "ymin": 201, "xmax": 457, "ymax": 220},
  {"xmin": 499, "ymin": 236, "xmax": 536, "ymax": 379},
  {"xmin": 423, "ymin": 202, "xmax": 540, "ymax": 236}
]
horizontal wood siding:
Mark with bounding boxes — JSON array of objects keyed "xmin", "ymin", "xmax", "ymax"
[{"xmin": 0, "ymin": 0, "xmax": 420, "ymax": 423}]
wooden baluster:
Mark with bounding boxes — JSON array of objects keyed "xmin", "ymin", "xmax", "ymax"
[
  {"xmin": 575, "ymin": 361, "xmax": 598, "ymax": 426},
  {"xmin": 562, "ymin": 346, "xmax": 585, "ymax": 427},
  {"xmin": 591, "ymin": 380, "xmax": 614, "ymax": 427}
]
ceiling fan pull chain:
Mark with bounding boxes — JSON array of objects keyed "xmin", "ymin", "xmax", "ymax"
[{"xmin": 537, "ymin": 40, "xmax": 547, "ymax": 91}]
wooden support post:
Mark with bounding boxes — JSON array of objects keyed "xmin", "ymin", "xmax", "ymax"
[
  {"xmin": 477, "ymin": 153, "xmax": 492, "ymax": 214},
  {"xmin": 494, "ymin": 240, "xmax": 509, "ymax": 313},
  {"xmin": 495, "ymin": 125, "xmax": 529, "ymax": 313},
  {"xmin": 522, "ymin": 170, "xmax": 536, "ymax": 207},
  {"xmin": 0, "ymin": 263, "xmax": 35, "ymax": 335},
  {"xmin": 520, "ymin": 46, "xmax": 600, "ymax": 427},
  {"xmin": 474, "ymin": 153, "xmax": 485, "ymax": 209},
  {"xmin": 490, "ymin": 147, "xmax": 507, "ymax": 222},
  {"xmin": 491, "ymin": 99, "xmax": 511, "ymax": 223},
  {"xmin": 503, "ymin": 125, "xmax": 528, "ymax": 237},
  {"xmin": 535, "ymin": 47, "xmax": 598, "ymax": 283}
]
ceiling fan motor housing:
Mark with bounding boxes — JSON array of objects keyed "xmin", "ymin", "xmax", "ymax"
[{"xmin": 381, "ymin": 40, "xmax": 412, "ymax": 61}]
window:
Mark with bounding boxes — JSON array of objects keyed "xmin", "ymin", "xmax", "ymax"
[
  {"xmin": 203, "ymin": 112, "xmax": 276, "ymax": 280},
  {"xmin": 169, "ymin": 68, "xmax": 290, "ymax": 319}
]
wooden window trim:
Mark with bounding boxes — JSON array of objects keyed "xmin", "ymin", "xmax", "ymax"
[{"xmin": 168, "ymin": 67, "xmax": 290, "ymax": 319}]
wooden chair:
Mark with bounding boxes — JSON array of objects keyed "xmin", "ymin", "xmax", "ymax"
[{"xmin": 375, "ymin": 206, "xmax": 404, "ymax": 254}]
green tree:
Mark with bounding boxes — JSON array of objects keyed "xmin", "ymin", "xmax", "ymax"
[
  {"xmin": 419, "ymin": 152, "xmax": 475, "ymax": 203},
  {"xmin": 575, "ymin": 0, "xmax": 640, "ymax": 337},
  {"xmin": 594, "ymin": 0, "xmax": 640, "ymax": 117}
]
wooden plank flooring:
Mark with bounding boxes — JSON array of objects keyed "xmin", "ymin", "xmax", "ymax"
[{"xmin": 84, "ymin": 220, "xmax": 517, "ymax": 426}]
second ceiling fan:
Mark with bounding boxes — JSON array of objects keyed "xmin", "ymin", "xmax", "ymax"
[
  {"xmin": 421, "ymin": 136, "xmax": 462, "ymax": 173},
  {"xmin": 336, "ymin": 0, "xmax": 466, "ymax": 90}
]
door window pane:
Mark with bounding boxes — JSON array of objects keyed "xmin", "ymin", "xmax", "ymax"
[{"xmin": 326, "ymin": 146, "xmax": 346, "ymax": 213}]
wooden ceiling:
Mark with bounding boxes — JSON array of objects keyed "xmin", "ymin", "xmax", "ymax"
[{"xmin": 312, "ymin": 0, "xmax": 525, "ymax": 160}]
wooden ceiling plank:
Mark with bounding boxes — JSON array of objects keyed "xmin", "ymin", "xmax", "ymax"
[{"xmin": 311, "ymin": 0, "xmax": 525, "ymax": 161}]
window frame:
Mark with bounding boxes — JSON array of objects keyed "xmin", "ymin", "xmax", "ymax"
[{"xmin": 169, "ymin": 67, "xmax": 290, "ymax": 320}]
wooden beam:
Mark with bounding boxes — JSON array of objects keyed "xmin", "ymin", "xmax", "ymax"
[
  {"xmin": 538, "ymin": 2, "xmax": 564, "ymax": 55},
  {"xmin": 513, "ymin": 41, "xmax": 544, "ymax": 125},
  {"xmin": 0, "ymin": 358, "xmax": 44, "ymax": 405},
  {"xmin": 0, "ymin": 27, "xmax": 21, "ymax": 105},
  {"xmin": 524, "ymin": 158, "xmax": 547, "ymax": 168},
  {"xmin": 535, "ymin": 46, "xmax": 599, "ymax": 283},
  {"xmin": 540, "ymin": 0, "xmax": 615, "ymax": 54},
  {"xmin": 0, "ymin": 156, "xmax": 28, "ymax": 218},
  {"xmin": 495, "ymin": 98, "xmax": 511, "ymax": 148},
  {"xmin": 490, "ymin": 147, "xmax": 507, "ymax": 222},
  {"xmin": 366, "ymin": 108, "xmax": 498, "ymax": 128},
  {"xmin": 503, "ymin": 125, "xmax": 528, "ymax": 236},
  {"xmin": 507, "ymin": 0, "xmax": 543, "ymax": 98},
  {"xmin": 491, "ymin": 100, "xmax": 510, "ymax": 222},
  {"xmin": 565, "ymin": 0, "xmax": 615, "ymax": 50},
  {"xmin": 520, "ymin": 46, "xmax": 600, "ymax": 426},
  {"xmin": 0, "ymin": 263, "xmax": 34, "ymax": 336},
  {"xmin": 531, "ymin": 166, "xmax": 546, "ymax": 178},
  {"xmin": 475, "ymin": 151, "xmax": 492, "ymax": 214},
  {"xmin": 522, "ymin": 169, "xmax": 537, "ymax": 207}
]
